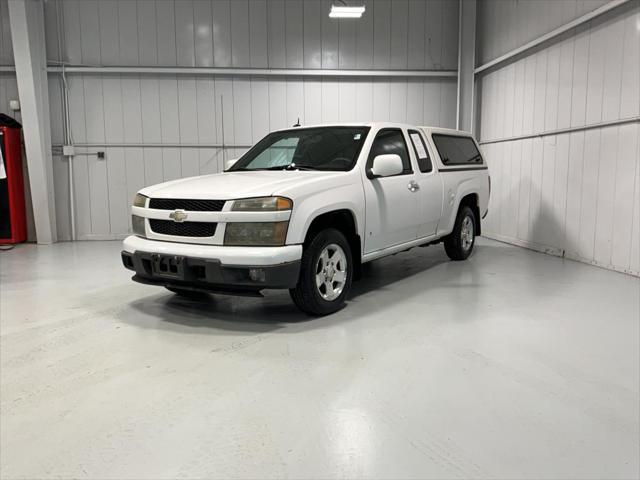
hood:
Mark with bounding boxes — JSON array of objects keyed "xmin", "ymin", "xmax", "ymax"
[{"xmin": 140, "ymin": 170, "xmax": 352, "ymax": 200}]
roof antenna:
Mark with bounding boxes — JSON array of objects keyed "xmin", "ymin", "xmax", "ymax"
[{"xmin": 293, "ymin": 117, "xmax": 301, "ymax": 127}]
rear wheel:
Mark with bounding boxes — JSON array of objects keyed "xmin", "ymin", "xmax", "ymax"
[
  {"xmin": 290, "ymin": 228, "xmax": 353, "ymax": 315},
  {"xmin": 444, "ymin": 206, "xmax": 476, "ymax": 261}
]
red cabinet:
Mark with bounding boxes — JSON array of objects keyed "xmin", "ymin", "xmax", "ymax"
[{"xmin": 0, "ymin": 123, "xmax": 27, "ymax": 244}]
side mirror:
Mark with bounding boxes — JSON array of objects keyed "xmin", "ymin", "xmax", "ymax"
[
  {"xmin": 370, "ymin": 154, "xmax": 403, "ymax": 178},
  {"xmin": 225, "ymin": 158, "xmax": 238, "ymax": 171}
]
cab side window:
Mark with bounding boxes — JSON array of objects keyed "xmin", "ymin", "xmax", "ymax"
[
  {"xmin": 408, "ymin": 130, "xmax": 432, "ymax": 173},
  {"xmin": 367, "ymin": 129, "xmax": 412, "ymax": 175}
]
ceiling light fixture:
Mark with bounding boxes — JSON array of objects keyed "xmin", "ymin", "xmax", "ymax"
[{"xmin": 329, "ymin": 4, "xmax": 365, "ymax": 18}]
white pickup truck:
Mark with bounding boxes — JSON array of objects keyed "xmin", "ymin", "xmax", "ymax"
[{"xmin": 122, "ymin": 123, "xmax": 489, "ymax": 315}]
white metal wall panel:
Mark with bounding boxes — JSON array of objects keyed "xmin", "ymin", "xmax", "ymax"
[
  {"xmin": 477, "ymin": 1, "xmax": 640, "ymax": 276},
  {"xmin": 43, "ymin": 0, "xmax": 462, "ymax": 69},
  {"xmin": 0, "ymin": 75, "xmax": 20, "ymax": 123},
  {"xmin": 476, "ymin": 0, "xmax": 610, "ymax": 65},
  {"xmin": 0, "ymin": 0, "xmax": 36, "ymax": 241},
  {"xmin": 41, "ymin": 0, "xmax": 461, "ymax": 241},
  {"xmin": 136, "ymin": 5, "xmax": 155, "ymax": 65},
  {"xmin": 0, "ymin": 0, "xmax": 14, "ymax": 65},
  {"xmin": 53, "ymin": 75, "xmax": 457, "ymax": 240}
]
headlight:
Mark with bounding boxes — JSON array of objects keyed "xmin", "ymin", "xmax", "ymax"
[
  {"xmin": 133, "ymin": 193, "xmax": 148, "ymax": 207},
  {"xmin": 132, "ymin": 215, "xmax": 146, "ymax": 237},
  {"xmin": 231, "ymin": 196, "xmax": 292, "ymax": 211},
  {"xmin": 224, "ymin": 222, "xmax": 288, "ymax": 246}
]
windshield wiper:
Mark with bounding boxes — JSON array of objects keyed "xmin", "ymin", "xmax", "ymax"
[
  {"xmin": 233, "ymin": 165, "xmax": 290, "ymax": 171},
  {"xmin": 286, "ymin": 163, "xmax": 323, "ymax": 171},
  {"xmin": 232, "ymin": 164, "xmax": 324, "ymax": 172}
]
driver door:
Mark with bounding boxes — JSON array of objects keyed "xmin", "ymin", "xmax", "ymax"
[{"xmin": 362, "ymin": 128, "xmax": 421, "ymax": 254}]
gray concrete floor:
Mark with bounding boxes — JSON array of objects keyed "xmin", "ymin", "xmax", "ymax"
[{"xmin": 1, "ymin": 237, "xmax": 638, "ymax": 479}]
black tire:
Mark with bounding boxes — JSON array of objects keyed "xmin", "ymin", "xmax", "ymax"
[
  {"xmin": 289, "ymin": 228, "xmax": 353, "ymax": 316},
  {"xmin": 444, "ymin": 205, "xmax": 477, "ymax": 261},
  {"xmin": 165, "ymin": 287, "xmax": 209, "ymax": 299}
]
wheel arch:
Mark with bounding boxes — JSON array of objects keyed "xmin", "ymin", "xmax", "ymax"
[
  {"xmin": 303, "ymin": 209, "xmax": 362, "ymax": 280},
  {"xmin": 457, "ymin": 192, "xmax": 481, "ymax": 236}
]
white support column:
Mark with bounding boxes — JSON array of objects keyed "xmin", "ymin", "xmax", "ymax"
[
  {"xmin": 8, "ymin": 0, "xmax": 57, "ymax": 244},
  {"xmin": 456, "ymin": 0, "xmax": 476, "ymax": 133}
]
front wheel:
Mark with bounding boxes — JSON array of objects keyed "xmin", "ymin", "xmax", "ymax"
[
  {"xmin": 290, "ymin": 228, "xmax": 353, "ymax": 315},
  {"xmin": 444, "ymin": 206, "xmax": 476, "ymax": 261}
]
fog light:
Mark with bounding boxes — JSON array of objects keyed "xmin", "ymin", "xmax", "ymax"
[
  {"xmin": 249, "ymin": 268, "xmax": 266, "ymax": 282},
  {"xmin": 132, "ymin": 214, "xmax": 146, "ymax": 237}
]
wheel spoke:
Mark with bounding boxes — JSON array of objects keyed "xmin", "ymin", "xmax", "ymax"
[
  {"xmin": 333, "ymin": 270, "xmax": 346, "ymax": 283},
  {"xmin": 320, "ymin": 250, "xmax": 330, "ymax": 267},
  {"xmin": 316, "ymin": 272, "xmax": 325, "ymax": 288},
  {"xmin": 460, "ymin": 215, "xmax": 474, "ymax": 250}
]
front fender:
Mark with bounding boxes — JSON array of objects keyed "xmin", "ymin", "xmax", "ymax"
[{"xmin": 285, "ymin": 184, "xmax": 365, "ymax": 245}]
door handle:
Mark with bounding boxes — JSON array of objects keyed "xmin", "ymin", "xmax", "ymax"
[{"xmin": 408, "ymin": 181, "xmax": 420, "ymax": 192}]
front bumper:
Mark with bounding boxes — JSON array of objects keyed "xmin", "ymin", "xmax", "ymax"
[{"xmin": 121, "ymin": 236, "xmax": 302, "ymax": 293}]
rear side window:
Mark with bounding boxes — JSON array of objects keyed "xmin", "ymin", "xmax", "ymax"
[
  {"xmin": 408, "ymin": 130, "xmax": 432, "ymax": 173},
  {"xmin": 432, "ymin": 134, "xmax": 483, "ymax": 166},
  {"xmin": 368, "ymin": 129, "xmax": 412, "ymax": 175}
]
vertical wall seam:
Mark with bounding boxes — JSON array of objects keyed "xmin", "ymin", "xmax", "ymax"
[
  {"xmin": 607, "ymin": 126, "xmax": 621, "ymax": 267},
  {"xmin": 229, "ymin": 0, "xmax": 234, "ymax": 68},
  {"xmin": 172, "ymin": 0, "xmax": 177, "ymax": 66},
  {"xmin": 112, "ymin": 0, "xmax": 120, "ymax": 64},
  {"xmin": 590, "ymin": 128, "xmax": 603, "ymax": 262},
  {"xmin": 575, "ymin": 22, "xmax": 592, "ymax": 254},
  {"xmin": 153, "ymin": 0, "xmax": 159, "ymax": 65},
  {"xmin": 628, "ymin": 128, "xmax": 640, "ymax": 270},
  {"xmin": 76, "ymin": 3, "xmax": 93, "ymax": 237},
  {"xmin": 157, "ymin": 77, "xmax": 165, "ymax": 181},
  {"xmin": 265, "ymin": 0, "xmax": 271, "ymax": 68},
  {"xmin": 137, "ymin": 76, "xmax": 146, "ymax": 183},
  {"xmin": 134, "ymin": 0, "xmax": 140, "ymax": 64},
  {"xmin": 176, "ymin": 76, "xmax": 183, "ymax": 178},
  {"xmin": 561, "ymin": 25, "xmax": 578, "ymax": 252}
]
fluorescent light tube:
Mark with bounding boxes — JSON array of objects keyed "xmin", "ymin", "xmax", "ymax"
[{"xmin": 329, "ymin": 5, "xmax": 365, "ymax": 18}]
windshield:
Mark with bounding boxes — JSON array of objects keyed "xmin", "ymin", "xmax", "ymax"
[{"xmin": 229, "ymin": 126, "xmax": 370, "ymax": 172}]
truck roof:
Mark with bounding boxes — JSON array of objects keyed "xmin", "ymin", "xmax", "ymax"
[{"xmin": 271, "ymin": 122, "xmax": 473, "ymax": 137}]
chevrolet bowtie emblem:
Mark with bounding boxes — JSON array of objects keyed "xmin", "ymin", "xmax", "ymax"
[{"xmin": 169, "ymin": 210, "xmax": 188, "ymax": 222}]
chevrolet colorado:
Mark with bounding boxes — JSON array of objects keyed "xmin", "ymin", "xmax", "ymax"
[{"xmin": 122, "ymin": 123, "xmax": 489, "ymax": 315}]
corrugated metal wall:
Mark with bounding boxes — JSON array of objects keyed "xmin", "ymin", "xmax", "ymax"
[
  {"xmin": 475, "ymin": 0, "xmax": 610, "ymax": 65},
  {"xmin": 476, "ymin": 0, "xmax": 640, "ymax": 276},
  {"xmin": 40, "ymin": 0, "xmax": 460, "ymax": 241},
  {"xmin": 0, "ymin": 0, "xmax": 35, "ymax": 241},
  {"xmin": 0, "ymin": 0, "xmax": 19, "ymax": 121}
]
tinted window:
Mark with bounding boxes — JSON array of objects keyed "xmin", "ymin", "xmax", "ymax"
[
  {"xmin": 408, "ymin": 130, "xmax": 432, "ymax": 173},
  {"xmin": 231, "ymin": 127, "xmax": 370, "ymax": 171},
  {"xmin": 432, "ymin": 134, "xmax": 483, "ymax": 166},
  {"xmin": 368, "ymin": 129, "xmax": 412, "ymax": 174}
]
